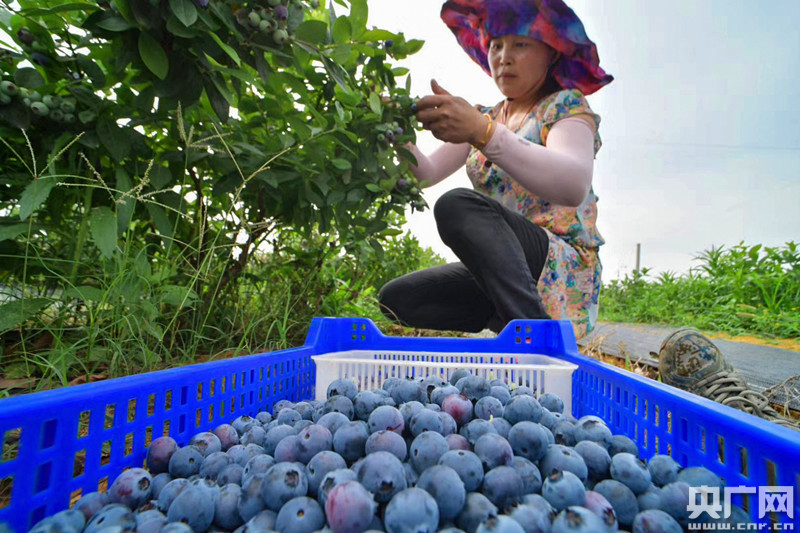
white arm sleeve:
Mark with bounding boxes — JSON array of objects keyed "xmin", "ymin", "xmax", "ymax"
[
  {"xmin": 481, "ymin": 117, "xmax": 596, "ymax": 206},
  {"xmin": 406, "ymin": 142, "xmax": 471, "ymax": 188}
]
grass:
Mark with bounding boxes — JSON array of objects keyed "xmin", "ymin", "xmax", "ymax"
[{"xmin": 598, "ymin": 242, "xmax": 800, "ymax": 341}]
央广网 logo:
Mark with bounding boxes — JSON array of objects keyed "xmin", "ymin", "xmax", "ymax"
[{"xmin": 687, "ymin": 485, "xmax": 794, "ymax": 524}]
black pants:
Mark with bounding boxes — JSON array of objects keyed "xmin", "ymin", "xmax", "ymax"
[{"xmin": 378, "ymin": 188, "xmax": 550, "ymax": 333}]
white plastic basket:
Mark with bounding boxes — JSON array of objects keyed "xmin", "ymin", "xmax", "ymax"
[{"xmin": 311, "ymin": 349, "xmax": 579, "ymax": 414}]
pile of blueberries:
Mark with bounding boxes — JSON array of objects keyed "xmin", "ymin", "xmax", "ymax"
[{"xmin": 30, "ymin": 370, "xmax": 755, "ymax": 533}]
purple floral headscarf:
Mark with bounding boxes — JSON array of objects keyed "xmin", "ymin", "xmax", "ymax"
[{"xmin": 441, "ymin": 0, "xmax": 613, "ymax": 95}]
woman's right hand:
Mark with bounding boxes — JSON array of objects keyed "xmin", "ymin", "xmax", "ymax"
[{"xmin": 416, "ymin": 80, "xmax": 494, "ymax": 146}]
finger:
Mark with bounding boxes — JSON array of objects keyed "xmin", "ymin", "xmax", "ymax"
[
  {"xmin": 430, "ymin": 79, "xmax": 451, "ymax": 96},
  {"xmin": 415, "ymin": 107, "xmax": 438, "ymax": 123},
  {"xmin": 417, "ymin": 113, "xmax": 442, "ymax": 132},
  {"xmin": 416, "ymin": 106, "xmax": 450, "ymax": 126},
  {"xmin": 415, "ymin": 95, "xmax": 449, "ymax": 112},
  {"xmin": 417, "ymin": 116, "xmax": 435, "ymax": 132}
]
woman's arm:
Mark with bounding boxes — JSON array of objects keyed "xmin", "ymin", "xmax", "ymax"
[
  {"xmin": 405, "ymin": 142, "xmax": 471, "ymax": 188},
  {"xmin": 481, "ymin": 116, "xmax": 596, "ymax": 207},
  {"xmin": 413, "ymin": 80, "xmax": 596, "ymax": 205}
]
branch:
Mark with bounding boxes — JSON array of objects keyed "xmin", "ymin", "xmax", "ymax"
[
  {"xmin": 188, "ymin": 166, "xmax": 206, "ymax": 270},
  {"xmin": 219, "ymin": 220, "xmax": 276, "ymax": 290}
]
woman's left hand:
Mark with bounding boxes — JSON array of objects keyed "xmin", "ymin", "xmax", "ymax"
[{"xmin": 416, "ymin": 79, "xmax": 490, "ymax": 145}]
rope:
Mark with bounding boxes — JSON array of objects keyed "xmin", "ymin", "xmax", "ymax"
[
  {"xmin": 693, "ymin": 370, "xmax": 800, "ymax": 431},
  {"xmin": 762, "ymin": 374, "xmax": 800, "ymax": 415}
]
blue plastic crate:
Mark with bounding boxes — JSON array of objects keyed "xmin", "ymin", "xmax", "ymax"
[{"xmin": 1, "ymin": 317, "xmax": 798, "ymax": 530}]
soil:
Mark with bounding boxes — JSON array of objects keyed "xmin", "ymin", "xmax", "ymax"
[{"xmin": 705, "ymin": 331, "xmax": 800, "ymax": 352}]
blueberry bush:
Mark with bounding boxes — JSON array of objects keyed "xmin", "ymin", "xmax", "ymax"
[{"xmin": 0, "ymin": 0, "xmax": 436, "ymax": 387}]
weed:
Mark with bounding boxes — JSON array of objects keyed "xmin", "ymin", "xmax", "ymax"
[{"xmin": 599, "ymin": 242, "xmax": 800, "ymax": 340}]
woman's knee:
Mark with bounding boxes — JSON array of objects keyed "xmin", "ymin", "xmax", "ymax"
[
  {"xmin": 434, "ymin": 188, "xmax": 482, "ymax": 222},
  {"xmin": 434, "ymin": 188, "xmax": 486, "ymax": 242},
  {"xmin": 377, "ymin": 278, "xmax": 406, "ymax": 322}
]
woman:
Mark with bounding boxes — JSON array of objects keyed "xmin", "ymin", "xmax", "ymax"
[{"xmin": 379, "ymin": 0, "xmax": 613, "ymax": 339}]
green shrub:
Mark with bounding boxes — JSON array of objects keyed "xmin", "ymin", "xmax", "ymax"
[
  {"xmin": 599, "ymin": 242, "xmax": 800, "ymax": 339},
  {"xmin": 0, "ymin": 0, "xmax": 435, "ymax": 390}
]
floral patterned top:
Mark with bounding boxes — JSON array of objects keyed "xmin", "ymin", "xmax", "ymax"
[{"xmin": 466, "ymin": 89, "xmax": 605, "ymax": 339}]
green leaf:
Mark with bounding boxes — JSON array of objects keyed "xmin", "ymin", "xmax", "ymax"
[
  {"xmin": 64, "ymin": 286, "xmax": 106, "ymax": 302},
  {"xmin": 369, "ymin": 91, "xmax": 382, "ymax": 115},
  {"xmin": 77, "ymin": 56, "xmax": 106, "ymax": 89},
  {"xmin": 321, "ymin": 55, "xmax": 351, "ymax": 92},
  {"xmin": 111, "ymin": 0, "xmax": 135, "ymax": 25},
  {"xmin": 0, "ymin": 223, "xmax": 32, "ymax": 242},
  {"xmin": 328, "ymin": 190, "xmax": 345, "ymax": 204},
  {"xmin": 397, "ymin": 146, "xmax": 418, "ymax": 167},
  {"xmin": 146, "ymin": 203, "xmax": 174, "ymax": 244},
  {"xmin": 207, "ymin": 31, "xmax": 241, "ymax": 66},
  {"xmin": 329, "ymin": 44, "xmax": 352, "ymax": 65},
  {"xmin": 133, "ymin": 250, "xmax": 152, "ymax": 278},
  {"xmin": 97, "ymin": 118, "xmax": 131, "ymax": 162},
  {"xmin": 331, "ymin": 158, "xmax": 352, "ymax": 170},
  {"xmin": 96, "ymin": 16, "xmax": 134, "ymax": 32},
  {"xmin": 295, "ymin": 20, "xmax": 328, "ymax": 45},
  {"xmin": 159, "ymin": 285, "xmax": 198, "ymax": 306},
  {"xmin": 360, "ymin": 29, "xmax": 396, "ymax": 42},
  {"xmin": 203, "ymin": 78, "xmax": 230, "ymax": 122},
  {"xmin": 334, "ymin": 101, "xmax": 345, "ymax": 122},
  {"xmin": 166, "ymin": 15, "xmax": 198, "ymax": 38},
  {"xmin": 19, "ymin": 176, "xmax": 57, "ymax": 221},
  {"xmin": 405, "ymin": 39, "xmax": 424, "ymax": 55},
  {"xmin": 210, "ymin": 74, "xmax": 235, "ymax": 107},
  {"xmin": 249, "ymin": 52, "xmax": 269, "ymax": 85},
  {"xmin": 332, "ymin": 16, "xmax": 351, "ymax": 45},
  {"xmin": 0, "ymin": 298, "xmax": 50, "ymax": 332},
  {"xmin": 138, "ymin": 31, "xmax": 169, "ymax": 79},
  {"xmin": 168, "ymin": 0, "xmax": 197, "ymax": 27},
  {"xmin": 206, "ymin": 61, "xmax": 255, "ymax": 84},
  {"xmin": 313, "ymin": 174, "xmax": 330, "ymax": 197},
  {"xmin": 328, "ymin": 0, "xmax": 338, "ymax": 38},
  {"xmin": 280, "ymin": 133, "xmax": 296, "ymax": 149},
  {"xmin": 379, "ymin": 178, "xmax": 395, "ymax": 192},
  {"xmin": 368, "ymin": 219, "xmax": 388, "ymax": 233},
  {"xmin": 369, "ymin": 238, "xmax": 384, "ymax": 258},
  {"xmin": 365, "ymin": 183, "xmax": 381, "ymax": 193},
  {"xmin": 90, "ymin": 206, "xmax": 118, "ymax": 259},
  {"xmin": 348, "ymin": 0, "xmax": 368, "ymax": 38},
  {"xmin": 148, "ymin": 165, "xmax": 172, "ymax": 190},
  {"xmin": 0, "ymin": 100, "xmax": 31, "ymax": 129},
  {"xmin": 20, "ymin": 3, "xmax": 101, "ymax": 17},
  {"xmin": 333, "ymin": 82, "xmax": 361, "ymax": 106},
  {"xmin": 208, "ymin": 1, "xmax": 240, "ymax": 35},
  {"xmin": 0, "ymin": 7, "xmax": 12, "ymax": 28},
  {"xmin": 13, "ymin": 67, "xmax": 44, "ymax": 89}
]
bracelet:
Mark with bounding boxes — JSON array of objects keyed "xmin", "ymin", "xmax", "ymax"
[{"xmin": 472, "ymin": 113, "xmax": 493, "ymax": 149}]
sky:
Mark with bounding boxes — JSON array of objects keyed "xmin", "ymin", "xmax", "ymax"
[{"xmin": 367, "ymin": 1, "xmax": 800, "ymax": 280}]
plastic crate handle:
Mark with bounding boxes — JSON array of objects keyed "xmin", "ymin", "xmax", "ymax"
[{"xmin": 304, "ymin": 317, "xmax": 580, "ymax": 358}]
